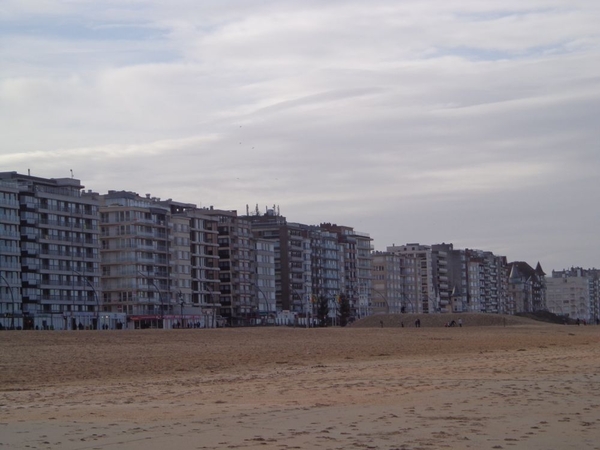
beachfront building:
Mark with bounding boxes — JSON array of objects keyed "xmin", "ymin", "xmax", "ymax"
[
  {"xmin": 432, "ymin": 243, "xmax": 468, "ymax": 313},
  {"xmin": 464, "ymin": 249, "xmax": 510, "ymax": 314},
  {"xmin": 94, "ymin": 191, "xmax": 219, "ymax": 329},
  {"xmin": 381, "ymin": 242, "xmax": 511, "ymax": 315},
  {"xmin": 387, "ymin": 244, "xmax": 436, "ymax": 314},
  {"xmin": 202, "ymin": 209, "xmax": 254, "ymax": 325},
  {"xmin": 244, "ymin": 209, "xmax": 313, "ymax": 317},
  {"xmin": 507, "ymin": 261, "xmax": 546, "ymax": 314},
  {"xmin": 303, "ymin": 225, "xmax": 342, "ymax": 324},
  {"xmin": 243, "ymin": 209, "xmax": 374, "ymax": 324},
  {"xmin": 320, "ymin": 223, "xmax": 373, "ymax": 319},
  {"xmin": 546, "ymin": 268, "xmax": 599, "ymax": 322},
  {"xmin": 426, "ymin": 243, "xmax": 511, "ymax": 314},
  {"xmin": 0, "ymin": 179, "xmax": 22, "ymax": 329},
  {"xmin": 162, "ymin": 201, "xmax": 221, "ymax": 327},
  {"xmin": 253, "ymin": 238, "xmax": 277, "ymax": 321},
  {"xmin": 97, "ymin": 191, "xmax": 172, "ymax": 329},
  {"xmin": 371, "ymin": 251, "xmax": 403, "ymax": 315},
  {"xmin": 0, "ymin": 172, "xmax": 102, "ymax": 330},
  {"xmin": 431, "ymin": 246, "xmax": 451, "ymax": 313}
]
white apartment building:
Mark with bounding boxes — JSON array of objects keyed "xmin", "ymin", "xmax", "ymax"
[{"xmin": 547, "ymin": 268, "xmax": 598, "ymax": 322}]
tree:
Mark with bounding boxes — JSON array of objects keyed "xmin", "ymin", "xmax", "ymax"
[
  {"xmin": 338, "ymin": 293, "xmax": 351, "ymax": 327},
  {"xmin": 316, "ymin": 295, "xmax": 329, "ymax": 327}
]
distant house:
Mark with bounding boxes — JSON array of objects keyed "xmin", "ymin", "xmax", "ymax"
[{"xmin": 508, "ymin": 261, "xmax": 546, "ymax": 313}]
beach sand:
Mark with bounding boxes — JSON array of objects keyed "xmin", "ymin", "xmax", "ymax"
[{"xmin": 1, "ymin": 321, "xmax": 599, "ymax": 449}]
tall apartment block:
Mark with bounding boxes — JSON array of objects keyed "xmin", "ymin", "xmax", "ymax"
[
  {"xmin": 320, "ymin": 223, "xmax": 373, "ymax": 318},
  {"xmin": 431, "ymin": 246, "xmax": 451, "ymax": 313},
  {"xmin": 0, "ymin": 172, "xmax": 101, "ymax": 330},
  {"xmin": 244, "ymin": 211, "xmax": 373, "ymax": 322},
  {"xmin": 93, "ymin": 191, "xmax": 219, "ymax": 329},
  {"xmin": 387, "ymin": 243, "xmax": 436, "ymax": 313},
  {"xmin": 371, "ymin": 251, "xmax": 403, "ymax": 314},
  {"xmin": 0, "ymin": 179, "xmax": 21, "ymax": 329},
  {"xmin": 245, "ymin": 210, "xmax": 312, "ymax": 314},
  {"xmin": 546, "ymin": 268, "xmax": 599, "ymax": 322},
  {"xmin": 432, "ymin": 243, "xmax": 467, "ymax": 312},
  {"xmin": 202, "ymin": 209, "xmax": 255, "ymax": 325},
  {"xmin": 464, "ymin": 249, "xmax": 509, "ymax": 314},
  {"xmin": 253, "ymin": 238, "xmax": 277, "ymax": 319},
  {"xmin": 163, "ymin": 200, "xmax": 221, "ymax": 325},
  {"xmin": 302, "ymin": 225, "xmax": 341, "ymax": 321}
]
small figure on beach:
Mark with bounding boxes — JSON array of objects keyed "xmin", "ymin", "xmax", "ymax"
[
  {"xmin": 415, "ymin": 318, "xmax": 421, "ymax": 328},
  {"xmin": 380, "ymin": 320, "xmax": 383, "ymax": 328},
  {"xmin": 458, "ymin": 318, "xmax": 463, "ymax": 327}
]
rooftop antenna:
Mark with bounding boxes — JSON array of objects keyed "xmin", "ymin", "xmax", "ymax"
[{"xmin": 70, "ymin": 169, "xmax": 74, "ymax": 179}]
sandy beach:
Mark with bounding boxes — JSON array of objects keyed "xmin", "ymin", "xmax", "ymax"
[{"xmin": 1, "ymin": 319, "xmax": 599, "ymax": 450}]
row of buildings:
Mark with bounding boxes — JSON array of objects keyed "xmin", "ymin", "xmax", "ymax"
[{"xmin": 1, "ymin": 171, "xmax": 597, "ymax": 330}]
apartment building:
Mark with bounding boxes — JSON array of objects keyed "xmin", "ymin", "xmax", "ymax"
[
  {"xmin": 302, "ymin": 225, "xmax": 341, "ymax": 322},
  {"xmin": 254, "ymin": 238, "xmax": 277, "ymax": 320},
  {"xmin": 245, "ymin": 210, "xmax": 312, "ymax": 315},
  {"xmin": 387, "ymin": 243, "xmax": 436, "ymax": 313},
  {"xmin": 464, "ymin": 249, "xmax": 509, "ymax": 314},
  {"xmin": 371, "ymin": 251, "xmax": 403, "ymax": 314},
  {"xmin": 320, "ymin": 223, "xmax": 373, "ymax": 318},
  {"xmin": 202, "ymin": 209, "xmax": 253, "ymax": 325},
  {"xmin": 167, "ymin": 202, "xmax": 220, "ymax": 327},
  {"xmin": 0, "ymin": 179, "xmax": 21, "ymax": 329},
  {"xmin": 97, "ymin": 191, "xmax": 171, "ymax": 328},
  {"xmin": 0, "ymin": 172, "xmax": 101, "ymax": 330},
  {"xmin": 432, "ymin": 243, "xmax": 467, "ymax": 313},
  {"xmin": 431, "ymin": 246, "xmax": 451, "ymax": 313},
  {"xmin": 95, "ymin": 191, "xmax": 219, "ymax": 329},
  {"xmin": 547, "ymin": 268, "xmax": 599, "ymax": 322}
]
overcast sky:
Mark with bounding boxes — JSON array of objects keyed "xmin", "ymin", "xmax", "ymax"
[{"xmin": 1, "ymin": 1, "xmax": 599, "ymax": 271}]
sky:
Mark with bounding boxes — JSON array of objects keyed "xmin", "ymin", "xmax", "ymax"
[{"xmin": 1, "ymin": 0, "xmax": 599, "ymax": 271}]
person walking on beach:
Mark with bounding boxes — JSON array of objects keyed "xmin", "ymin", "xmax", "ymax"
[
  {"xmin": 415, "ymin": 318, "xmax": 421, "ymax": 328},
  {"xmin": 458, "ymin": 318, "xmax": 462, "ymax": 328}
]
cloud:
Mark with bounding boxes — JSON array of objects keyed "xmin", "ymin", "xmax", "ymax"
[{"xmin": 1, "ymin": 1, "xmax": 600, "ymax": 269}]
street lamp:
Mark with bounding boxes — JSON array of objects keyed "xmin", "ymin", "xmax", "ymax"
[
  {"xmin": 371, "ymin": 287, "xmax": 389, "ymax": 314},
  {"xmin": 138, "ymin": 270, "xmax": 164, "ymax": 328},
  {"xmin": 73, "ymin": 269, "xmax": 99, "ymax": 329},
  {"xmin": 204, "ymin": 283, "xmax": 219, "ymax": 328},
  {"xmin": 400, "ymin": 291, "xmax": 415, "ymax": 314},
  {"xmin": 178, "ymin": 291, "xmax": 184, "ymax": 328},
  {"xmin": 0, "ymin": 274, "xmax": 16, "ymax": 330},
  {"xmin": 251, "ymin": 282, "xmax": 268, "ymax": 325},
  {"xmin": 291, "ymin": 288, "xmax": 309, "ymax": 328}
]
